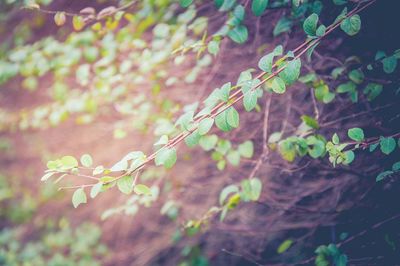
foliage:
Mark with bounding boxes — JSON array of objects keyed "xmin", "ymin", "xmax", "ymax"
[{"xmin": 1, "ymin": 0, "xmax": 399, "ymax": 264}]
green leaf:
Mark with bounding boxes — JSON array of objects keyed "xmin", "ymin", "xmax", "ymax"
[
  {"xmin": 61, "ymin": 155, "xmax": 79, "ymax": 169},
  {"xmin": 258, "ymin": 52, "xmax": 274, "ymax": 73},
  {"xmin": 376, "ymin": 170, "xmax": 393, "ymax": 182},
  {"xmin": 134, "ymin": 184, "xmax": 152, "ymax": 195},
  {"xmin": 41, "ymin": 172, "xmax": 55, "ymax": 181},
  {"xmin": 233, "ymin": 4, "xmax": 245, "ymax": 21},
  {"xmin": 215, "ymin": 109, "xmax": 233, "ymax": 132},
  {"xmin": 316, "ymin": 25, "xmax": 326, "ymax": 36},
  {"xmin": 72, "ymin": 187, "xmax": 87, "ymax": 208},
  {"xmin": 219, "ymin": 185, "xmax": 239, "ymax": 205},
  {"xmin": 54, "ymin": 12, "xmax": 66, "ymax": 26},
  {"xmin": 92, "ymin": 166, "xmax": 104, "ymax": 176},
  {"xmin": 344, "ymin": 150, "xmax": 355, "ymax": 165},
  {"xmin": 218, "ymin": 82, "xmax": 231, "ymax": 102},
  {"xmin": 90, "ymin": 182, "xmax": 103, "ymax": 198},
  {"xmin": 155, "ymin": 147, "xmax": 177, "ymax": 169},
  {"xmin": 271, "ymin": 76, "xmax": 286, "ymax": 94},
  {"xmin": 117, "ymin": 175, "xmax": 134, "ymax": 194},
  {"xmin": 303, "ymin": 13, "xmax": 319, "ymax": 36},
  {"xmin": 273, "ymin": 17, "xmax": 292, "ymax": 36},
  {"xmin": 332, "ymin": 133, "xmax": 340, "ymax": 145},
  {"xmin": 382, "ymin": 56, "xmax": 397, "ymax": 74},
  {"xmin": 340, "ymin": 14, "xmax": 361, "ymax": 36},
  {"xmin": 307, "ymin": 136, "xmax": 325, "ymax": 158},
  {"xmin": 279, "ymin": 59, "xmax": 301, "ymax": 85},
  {"xmin": 301, "ymin": 115, "xmax": 319, "ymax": 129},
  {"xmin": 72, "ymin": 16, "xmax": 85, "ymax": 31},
  {"xmin": 80, "ymin": 154, "xmax": 93, "ymax": 167},
  {"xmin": 100, "ymin": 176, "xmax": 114, "ymax": 183},
  {"xmin": 227, "ymin": 150, "xmax": 240, "ymax": 166},
  {"xmin": 348, "ymin": 69, "xmax": 364, "ymax": 84},
  {"xmin": 226, "ymin": 107, "xmax": 240, "ymax": 128},
  {"xmin": 380, "ymin": 137, "xmax": 396, "ymax": 155},
  {"xmin": 184, "ymin": 130, "xmax": 201, "ymax": 147},
  {"xmin": 333, "ymin": 0, "xmax": 347, "ymax": 5},
  {"xmin": 238, "ymin": 141, "xmax": 254, "ymax": 158},
  {"xmin": 199, "ymin": 135, "xmax": 218, "ymax": 151},
  {"xmin": 348, "ymin": 128, "xmax": 364, "ymax": 142},
  {"xmin": 198, "ymin": 117, "xmax": 214, "ymax": 135},
  {"xmin": 218, "ymin": 0, "xmax": 236, "ymax": 11},
  {"xmin": 243, "ymin": 90, "xmax": 258, "ymax": 111},
  {"xmin": 154, "ymin": 135, "xmax": 168, "ymax": 146},
  {"xmin": 278, "ymin": 139, "xmax": 296, "ymax": 162},
  {"xmin": 251, "ymin": 0, "xmax": 269, "ymax": 17},
  {"xmin": 249, "ymin": 178, "xmax": 262, "ymax": 201},
  {"xmin": 208, "ymin": 40, "xmax": 220, "ymax": 56},
  {"xmin": 277, "ymin": 239, "xmax": 293, "ymax": 254},
  {"xmin": 228, "ymin": 25, "xmax": 248, "ymax": 44},
  {"xmin": 180, "ymin": 0, "xmax": 193, "ymax": 7},
  {"xmin": 392, "ymin": 161, "xmax": 400, "ymax": 171}
]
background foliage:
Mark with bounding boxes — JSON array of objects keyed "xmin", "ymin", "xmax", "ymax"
[{"xmin": 1, "ymin": 0, "xmax": 400, "ymax": 265}]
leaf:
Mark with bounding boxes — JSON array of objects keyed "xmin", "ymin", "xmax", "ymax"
[
  {"xmin": 316, "ymin": 25, "xmax": 326, "ymax": 36},
  {"xmin": 80, "ymin": 154, "xmax": 93, "ymax": 167},
  {"xmin": 249, "ymin": 178, "xmax": 262, "ymax": 200},
  {"xmin": 155, "ymin": 147, "xmax": 177, "ymax": 169},
  {"xmin": 226, "ymin": 107, "xmax": 240, "ymax": 128},
  {"xmin": 54, "ymin": 12, "xmax": 66, "ymax": 26},
  {"xmin": 344, "ymin": 150, "xmax": 355, "ymax": 165},
  {"xmin": 110, "ymin": 159, "xmax": 128, "ymax": 172},
  {"xmin": 273, "ymin": 17, "xmax": 292, "ymax": 36},
  {"xmin": 277, "ymin": 239, "xmax": 293, "ymax": 254},
  {"xmin": 72, "ymin": 188, "xmax": 87, "ymax": 208},
  {"xmin": 198, "ymin": 118, "xmax": 214, "ymax": 135},
  {"xmin": 154, "ymin": 135, "xmax": 168, "ymax": 146},
  {"xmin": 348, "ymin": 69, "xmax": 364, "ymax": 84},
  {"xmin": 227, "ymin": 150, "xmax": 240, "ymax": 166},
  {"xmin": 347, "ymin": 128, "xmax": 364, "ymax": 142},
  {"xmin": 93, "ymin": 165, "xmax": 104, "ymax": 175},
  {"xmin": 238, "ymin": 141, "xmax": 254, "ymax": 158},
  {"xmin": 90, "ymin": 183, "xmax": 103, "ymax": 198},
  {"xmin": 61, "ymin": 156, "xmax": 79, "ymax": 169},
  {"xmin": 219, "ymin": 185, "xmax": 239, "ymax": 205},
  {"xmin": 100, "ymin": 176, "xmax": 114, "ymax": 183},
  {"xmin": 199, "ymin": 135, "xmax": 218, "ymax": 151},
  {"xmin": 279, "ymin": 59, "xmax": 301, "ymax": 85},
  {"xmin": 228, "ymin": 25, "xmax": 248, "ymax": 44},
  {"xmin": 258, "ymin": 52, "xmax": 275, "ymax": 73},
  {"xmin": 117, "ymin": 176, "xmax": 134, "ymax": 194},
  {"xmin": 218, "ymin": 82, "xmax": 231, "ymax": 102},
  {"xmin": 134, "ymin": 184, "xmax": 152, "ymax": 195},
  {"xmin": 271, "ymin": 77, "xmax": 286, "ymax": 94},
  {"xmin": 376, "ymin": 170, "xmax": 393, "ymax": 182},
  {"xmin": 243, "ymin": 90, "xmax": 258, "ymax": 111},
  {"xmin": 208, "ymin": 40, "xmax": 220, "ymax": 56},
  {"xmin": 332, "ymin": 133, "xmax": 340, "ymax": 145},
  {"xmin": 41, "ymin": 172, "xmax": 55, "ymax": 181},
  {"xmin": 392, "ymin": 161, "xmax": 400, "ymax": 171},
  {"xmin": 303, "ymin": 13, "xmax": 319, "ymax": 36},
  {"xmin": 251, "ymin": 0, "xmax": 269, "ymax": 17},
  {"xmin": 233, "ymin": 4, "xmax": 245, "ymax": 21},
  {"xmin": 72, "ymin": 16, "xmax": 85, "ymax": 31},
  {"xmin": 382, "ymin": 56, "xmax": 397, "ymax": 74},
  {"xmin": 218, "ymin": 0, "xmax": 236, "ymax": 11},
  {"xmin": 180, "ymin": 0, "xmax": 194, "ymax": 7},
  {"xmin": 340, "ymin": 14, "xmax": 361, "ymax": 36},
  {"xmin": 301, "ymin": 115, "xmax": 319, "ymax": 129},
  {"xmin": 380, "ymin": 137, "xmax": 396, "ymax": 155},
  {"xmin": 215, "ymin": 109, "xmax": 233, "ymax": 132},
  {"xmin": 184, "ymin": 130, "xmax": 201, "ymax": 147}
]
